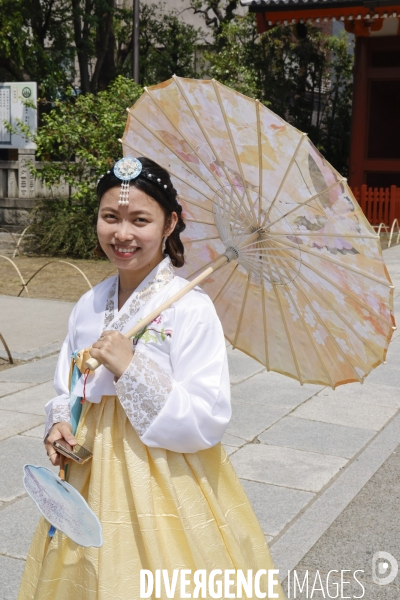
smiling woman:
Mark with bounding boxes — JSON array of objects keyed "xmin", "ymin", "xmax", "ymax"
[
  {"xmin": 97, "ymin": 186, "xmax": 177, "ymax": 298},
  {"xmin": 18, "ymin": 156, "xmax": 285, "ymax": 600},
  {"xmin": 96, "ymin": 157, "xmax": 185, "ymax": 270}
]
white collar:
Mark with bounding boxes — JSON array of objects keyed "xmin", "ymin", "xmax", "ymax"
[{"xmin": 103, "ymin": 255, "xmax": 175, "ymax": 332}]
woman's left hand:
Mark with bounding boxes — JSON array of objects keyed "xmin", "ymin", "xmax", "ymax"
[{"xmin": 90, "ymin": 330, "xmax": 134, "ymax": 379}]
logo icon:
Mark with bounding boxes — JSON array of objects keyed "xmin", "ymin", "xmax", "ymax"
[
  {"xmin": 372, "ymin": 551, "xmax": 398, "ymax": 585},
  {"xmin": 22, "ymin": 87, "xmax": 31, "ymax": 98}
]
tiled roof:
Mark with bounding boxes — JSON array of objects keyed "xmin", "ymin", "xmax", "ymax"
[{"xmin": 241, "ymin": 0, "xmax": 392, "ymax": 9}]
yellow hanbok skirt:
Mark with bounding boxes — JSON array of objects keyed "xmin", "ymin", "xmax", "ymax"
[{"xmin": 18, "ymin": 396, "xmax": 285, "ymax": 600}]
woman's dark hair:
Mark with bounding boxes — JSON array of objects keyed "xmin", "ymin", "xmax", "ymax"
[{"xmin": 96, "ymin": 157, "xmax": 186, "ymax": 267}]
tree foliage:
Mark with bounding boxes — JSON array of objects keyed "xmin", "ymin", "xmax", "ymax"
[
  {"xmin": 115, "ymin": 3, "xmax": 203, "ymax": 85},
  {"xmin": 207, "ymin": 16, "xmax": 353, "ymax": 175},
  {"xmin": 14, "ymin": 77, "xmax": 142, "ymax": 257},
  {"xmin": 188, "ymin": 0, "xmax": 240, "ymax": 42},
  {"xmin": 0, "ymin": 0, "xmax": 203, "ymax": 97},
  {"xmin": 0, "ymin": 0, "xmax": 74, "ymax": 98}
]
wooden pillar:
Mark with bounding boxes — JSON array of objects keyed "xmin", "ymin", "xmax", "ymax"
[{"xmin": 349, "ymin": 37, "xmax": 368, "ymax": 189}]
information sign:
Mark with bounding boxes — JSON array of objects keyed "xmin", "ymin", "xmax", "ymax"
[{"xmin": 0, "ymin": 82, "xmax": 37, "ymax": 149}]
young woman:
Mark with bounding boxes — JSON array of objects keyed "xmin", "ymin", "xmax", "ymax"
[{"xmin": 18, "ymin": 157, "xmax": 285, "ymax": 600}]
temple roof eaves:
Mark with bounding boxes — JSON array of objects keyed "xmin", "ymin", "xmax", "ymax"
[{"xmin": 241, "ymin": 0, "xmax": 400, "ymax": 11}]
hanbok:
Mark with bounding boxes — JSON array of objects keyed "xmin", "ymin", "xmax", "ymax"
[{"xmin": 18, "ymin": 256, "xmax": 285, "ymax": 600}]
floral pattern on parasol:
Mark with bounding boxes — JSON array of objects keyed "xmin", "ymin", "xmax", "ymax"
[{"xmin": 120, "ymin": 76, "xmax": 395, "ymax": 388}]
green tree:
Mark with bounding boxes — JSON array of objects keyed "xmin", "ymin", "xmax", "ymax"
[
  {"xmin": 207, "ymin": 15, "xmax": 353, "ymax": 175},
  {"xmin": 0, "ymin": 0, "xmax": 74, "ymax": 98},
  {"xmin": 320, "ymin": 35, "xmax": 353, "ymax": 175},
  {"xmin": 189, "ymin": 0, "xmax": 240, "ymax": 42},
  {"xmin": 0, "ymin": 0, "xmax": 204, "ymax": 97},
  {"xmin": 205, "ymin": 14, "xmax": 261, "ymax": 99},
  {"xmin": 11, "ymin": 77, "xmax": 142, "ymax": 257},
  {"xmin": 70, "ymin": 0, "xmax": 119, "ymax": 93},
  {"xmin": 113, "ymin": 2, "xmax": 204, "ymax": 86},
  {"xmin": 68, "ymin": 0, "xmax": 204, "ymax": 92},
  {"xmin": 138, "ymin": 3, "xmax": 204, "ymax": 85}
]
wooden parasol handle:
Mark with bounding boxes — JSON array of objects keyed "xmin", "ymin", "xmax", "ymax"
[
  {"xmin": 85, "ymin": 252, "xmax": 233, "ymax": 371},
  {"xmin": 59, "ymin": 454, "xmax": 66, "ymax": 481}
]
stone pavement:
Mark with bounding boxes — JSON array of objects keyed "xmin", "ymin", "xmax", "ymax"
[
  {"xmin": 0, "ymin": 295, "xmax": 73, "ymax": 361},
  {"xmin": 281, "ymin": 442, "xmax": 400, "ymax": 599},
  {"xmin": 0, "ymin": 245, "xmax": 399, "ymax": 599}
]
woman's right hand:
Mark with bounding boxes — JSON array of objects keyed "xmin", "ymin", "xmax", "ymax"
[{"xmin": 44, "ymin": 422, "xmax": 77, "ymax": 466}]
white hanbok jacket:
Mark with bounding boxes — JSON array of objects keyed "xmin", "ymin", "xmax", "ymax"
[{"xmin": 44, "ymin": 256, "xmax": 231, "ymax": 453}]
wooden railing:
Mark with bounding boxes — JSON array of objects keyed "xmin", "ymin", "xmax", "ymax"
[{"xmin": 351, "ymin": 185, "xmax": 400, "ymax": 226}]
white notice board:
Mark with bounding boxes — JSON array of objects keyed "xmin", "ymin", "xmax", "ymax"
[{"xmin": 0, "ymin": 82, "xmax": 37, "ymax": 149}]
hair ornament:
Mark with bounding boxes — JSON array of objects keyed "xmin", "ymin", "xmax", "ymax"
[
  {"xmin": 97, "ymin": 159, "xmax": 174, "ymax": 204},
  {"xmin": 113, "ymin": 157, "xmax": 143, "ymax": 206}
]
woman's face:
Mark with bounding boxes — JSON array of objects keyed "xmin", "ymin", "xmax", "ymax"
[{"xmin": 97, "ymin": 185, "xmax": 176, "ymax": 273}]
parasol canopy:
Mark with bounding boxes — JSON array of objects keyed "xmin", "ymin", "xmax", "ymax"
[{"xmin": 118, "ymin": 76, "xmax": 395, "ymax": 388}]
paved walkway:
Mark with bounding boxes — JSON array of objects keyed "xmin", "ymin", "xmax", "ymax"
[
  {"xmin": 0, "ymin": 245, "xmax": 399, "ymax": 599},
  {"xmin": 284, "ymin": 442, "xmax": 400, "ymax": 599}
]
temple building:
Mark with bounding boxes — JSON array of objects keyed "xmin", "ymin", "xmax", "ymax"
[{"xmin": 241, "ymin": 0, "xmax": 400, "ymax": 225}]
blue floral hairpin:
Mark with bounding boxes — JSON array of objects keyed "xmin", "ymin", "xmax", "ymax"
[
  {"xmin": 113, "ymin": 157, "xmax": 142, "ymax": 206},
  {"xmin": 97, "ymin": 157, "xmax": 171, "ymax": 204}
]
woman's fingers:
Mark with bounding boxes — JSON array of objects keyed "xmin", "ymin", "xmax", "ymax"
[
  {"xmin": 44, "ymin": 421, "xmax": 77, "ymax": 465},
  {"xmin": 88, "ymin": 344, "xmax": 103, "ymax": 362},
  {"xmin": 102, "ymin": 330, "xmax": 122, "ymax": 338},
  {"xmin": 57, "ymin": 422, "xmax": 77, "ymax": 446},
  {"xmin": 90, "ymin": 333, "xmax": 115, "ymax": 358},
  {"xmin": 91, "ymin": 340, "xmax": 105, "ymax": 350},
  {"xmin": 89, "ymin": 332, "xmax": 133, "ymax": 379},
  {"xmin": 48, "ymin": 450, "xmax": 60, "ymax": 466},
  {"xmin": 47, "ymin": 421, "xmax": 76, "ymax": 446}
]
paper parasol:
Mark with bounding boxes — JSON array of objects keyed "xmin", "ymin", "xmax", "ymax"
[
  {"xmin": 89, "ymin": 76, "xmax": 395, "ymax": 388},
  {"xmin": 23, "ymin": 463, "xmax": 103, "ymax": 547}
]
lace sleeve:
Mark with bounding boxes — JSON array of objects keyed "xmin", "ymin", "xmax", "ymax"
[
  {"xmin": 44, "ymin": 402, "xmax": 71, "ymax": 440},
  {"xmin": 114, "ymin": 349, "xmax": 173, "ymax": 437}
]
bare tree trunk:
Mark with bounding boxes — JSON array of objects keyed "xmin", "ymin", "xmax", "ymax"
[
  {"xmin": 71, "ymin": 0, "xmax": 92, "ymax": 93},
  {"xmin": 91, "ymin": 0, "xmax": 116, "ymax": 92},
  {"xmin": 97, "ymin": 26, "xmax": 117, "ymax": 91}
]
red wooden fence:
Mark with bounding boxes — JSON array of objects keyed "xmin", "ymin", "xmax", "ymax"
[{"xmin": 351, "ymin": 185, "xmax": 400, "ymax": 226}]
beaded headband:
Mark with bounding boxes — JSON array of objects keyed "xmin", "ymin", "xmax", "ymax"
[{"xmin": 97, "ymin": 157, "xmax": 169, "ymax": 206}]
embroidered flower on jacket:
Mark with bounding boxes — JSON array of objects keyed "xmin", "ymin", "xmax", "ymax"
[{"xmin": 135, "ymin": 327, "xmax": 173, "ymax": 343}]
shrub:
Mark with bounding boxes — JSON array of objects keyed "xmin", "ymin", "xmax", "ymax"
[{"xmin": 19, "ymin": 76, "xmax": 142, "ymax": 257}]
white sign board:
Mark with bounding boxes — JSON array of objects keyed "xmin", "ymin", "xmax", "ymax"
[{"xmin": 0, "ymin": 82, "xmax": 37, "ymax": 149}]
